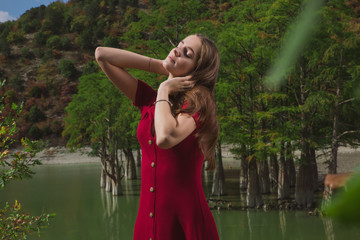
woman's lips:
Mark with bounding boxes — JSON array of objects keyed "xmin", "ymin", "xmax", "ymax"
[{"xmin": 168, "ymin": 56, "xmax": 175, "ymax": 63}]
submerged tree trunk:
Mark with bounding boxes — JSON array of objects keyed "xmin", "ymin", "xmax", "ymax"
[
  {"xmin": 212, "ymin": 141, "xmax": 226, "ymax": 196},
  {"xmin": 247, "ymin": 158, "xmax": 263, "ymax": 208},
  {"xmin": 278, "ymin": 142, "xmax": 290, "ymax": 199},
  {"xmin": 112, "ymin": 164, "xmax": 122, "ymax": 196},
  {"xmin": 309, "ymin": 146, "xmax": 318, "ymax": 191},
  {"xmin": 258, "ymin": 158, "xmax": 270, "ymax": 194},
  {"xmin": 329, "ymin": 50, "xmax": 343, "ymax": 174},
  {"xmin": 269, "ymin": 151, "xmax": 279, "ymax": 193},
  {"xmin": 136, "ymin": 148, "xmax": 141, "ymax": 167},
  {"xmin": 124, "ymin": 148, "xmax": 137, "ymax": 180},
  {"xmin": 100, "ymin": 167, "xmax": 106, "ymax": 188},
  {"xmin": 105, "ymin": 162, "xmax": 113, "ymax": 192},
  {"xmin": 295, "ymin": 63, "xmax": 314, "ymax": 207},
  {"xmin": 239, "ymin": 144, "xmax": 248, "ymax": 190},
  {"xmin": 286, "ymin": 142, "xmax": 296, "ymax": 188}
]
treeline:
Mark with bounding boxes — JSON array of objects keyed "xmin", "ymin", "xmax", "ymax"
[{"xmin": 1, "ymin": 0, "xmax": 359, "ymax": 208}]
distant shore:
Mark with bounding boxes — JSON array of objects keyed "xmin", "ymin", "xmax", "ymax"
[{"xmin": 33, "ymin": 146, "xmax": 360, "ymax": 177}]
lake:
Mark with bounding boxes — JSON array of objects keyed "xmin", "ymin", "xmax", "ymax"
[{"xmin": 1, "ymin": 163, "xmax": 360, "ymax": 240}]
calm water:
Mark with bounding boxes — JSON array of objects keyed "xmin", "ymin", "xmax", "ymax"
[{"xmin": 1, "ymin": 163, "xmax": 360, "ymax": 240}]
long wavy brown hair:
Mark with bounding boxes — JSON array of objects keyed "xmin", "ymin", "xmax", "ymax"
[{"xmin": 171, "ymin": 34, "xmax": 220, "ymax": 170}]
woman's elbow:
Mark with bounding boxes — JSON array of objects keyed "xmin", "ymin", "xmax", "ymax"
[
  {"xmin": 95, "ymin": 47, "xmax": 104, "ymax": 62},
  {"xmin": 156, "ymin": 135, "xmax": 171, "ymax": 149}
]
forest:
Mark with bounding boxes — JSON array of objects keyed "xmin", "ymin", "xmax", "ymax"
[{"xmin": 0, "ymin": 0, "xmax": 359, "ymax": 210}]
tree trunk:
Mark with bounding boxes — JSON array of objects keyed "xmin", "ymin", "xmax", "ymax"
[
  {"xmin": 100, "ymin": 167, "xmax": 106, "ymax": 188},
  {"xmin": 258, "ymin": 158, "xmax": 270, "ymax": 194},
  {"xmin": 278, "ymin": 142, "xmax": 290, "ymax": 199},
  {"xmin": 239, "ymin": 144, "xmax": 248, "ymax": 190},
  {"xmin": 112, "ymin": 165, "xmax": 122, "ymax": 196},
  {"xmin": 136, "ymin": 148, "xmax": 141, "ymax": 167},
  {"xmin": 295, "ymin": 63, "xmax": 314, "ymax": 207},
  {"xmin": 247, "ymin": 158, "xmax": 263, "ymax": 208},
  {"xmin": 105, "ymin": 162, "xmax": 113, "ymax": 192},
  {"xmin": 269, "ymin": 151, "xmax": 278, "ymax": 193},
  {"xmin": 212, "ymin": 141, "xmax": 226, "ymax": 196},
  {"xmin": 309, "ymin": 146, "xmax": 318, "ymax": 191},
  {"xmin": 286, "ymin": 142, "xmax": 296, "ymax": 187},
  {"xmin": 124, "ymin": 148, "xmax": 137, "ymax": 180}
]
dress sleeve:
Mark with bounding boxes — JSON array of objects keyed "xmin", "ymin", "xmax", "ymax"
[
  {"xmin": 133, "ymin": 79, "xmax": 157, "ymax": 108},
  {"xmin": 182, "ymin": 101, "xmax": 201, "ymax": 128}
]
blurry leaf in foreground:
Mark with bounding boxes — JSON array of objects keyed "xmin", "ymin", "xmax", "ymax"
[
  {"xmin": 265, "ymin": 0, "xmax": 324, "ymax": 89},
  {"xmin": 323, "ymin": 167, "xmax": 360, "ymax": 224}
]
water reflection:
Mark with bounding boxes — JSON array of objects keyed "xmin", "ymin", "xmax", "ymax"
[{"xmin": 1, "ymin": 164, "xmax": 360, "ymax": 240}]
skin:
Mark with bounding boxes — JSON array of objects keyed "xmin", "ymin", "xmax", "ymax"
[{"xmin": 95, "ymin": 35, "xmax": 202, "ymax": 149}]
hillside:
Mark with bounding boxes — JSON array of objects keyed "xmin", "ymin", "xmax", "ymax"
[{"xmin": 0, "ymin": 0, "xmax": 144, "ymax": 145}]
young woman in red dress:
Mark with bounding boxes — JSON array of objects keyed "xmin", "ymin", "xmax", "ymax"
[{"xmin": 95, "ymin": 34, "xmax": 220, "ymax": 240}]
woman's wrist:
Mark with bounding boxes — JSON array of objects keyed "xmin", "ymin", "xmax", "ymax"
[{"xmin": 158, "ymin": 82, "xmax": 171, "ymax": 97}]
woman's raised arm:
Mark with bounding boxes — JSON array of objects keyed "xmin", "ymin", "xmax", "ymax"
[{"xmin": 95, "ymin": 47, "xmax": 168, "ymax": 102}]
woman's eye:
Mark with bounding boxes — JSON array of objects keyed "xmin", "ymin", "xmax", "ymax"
[{"xmin": 184, "ymin": 48, "xmax": 191, "ymax": 58}]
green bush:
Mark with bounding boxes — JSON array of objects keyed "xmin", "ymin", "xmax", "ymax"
[
  {"xmin": 28, "ymin": 105, "xmax": 46, "ymax": 123},
  {"xmin": 82, "ymin": 61, "xmax": 100, "ymax": 76},
  {"xmin": 57, "ymin": 59, "xmax": 78, "ymax": 80},
  {"xmin": 46, "ymin": 35, "xmax": 62, "ymax": 50},
  {"xmin": 28, "ymin": 125, "xmax": 43, "ymax": 140},
  {"xmin": 21, "ymin": 47, "xmax": 34, "ymax": 59},
  {"xmin": 60, "ymin": 36, "xmax": 70, "ymax": 50},
  {"xmin": 0, "ymin": 37, "xmax": 11, "ymax": 57},
  {"xmin": 35, "ymin": 31, "xmax": 50, "ymax": 46},
  {"xmin": 29, "ymin": 86, "xmax": 42, "ymax": 98},
  {"xmin": 103, "ymin": 36, "xmax": 119, "ymax": 48}
]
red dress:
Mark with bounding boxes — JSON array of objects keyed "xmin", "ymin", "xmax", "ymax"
[{"xmin": 133, "ymin": 80, "xmax": 220, "ymax": 240}]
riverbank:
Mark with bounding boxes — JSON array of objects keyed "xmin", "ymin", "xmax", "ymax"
[{"xmin": 34, "ymin": 145, "xmax": 360, "ymax": 172}]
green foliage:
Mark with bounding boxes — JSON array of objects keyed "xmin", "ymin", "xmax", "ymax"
[
  {"xmin": 103, "ymin": 36, "xmax": 119, "ymax": 48},
  {"xmin": 63, "ymin": 72, "xmax": 139, "ymax": 152},
  {"xmin": 7, "ymin": 74, "xmax": 24, "ymax": 92},
  {"xmin": 82, "ymin": 61, "xmax": 100, "ymax": 76},
  {"xmin": 0, "ymin": 80, "xmax": 54, "ymax": 238},
  {"xmin": 29, "ymin": 86, "xmax": 42, "ymax": 98},
  {"xmin": 57, "ymin": 59, "xmax": 79, "ymax": 80},
  {"xmin": 46, "ymin": 35, "xmax": 62, "ymax": 49},
  {"xmin": 6, "ymin": 29, "xmax": 26, "ymax": 44},
  {"xmin": 21, "ymin": 47, "xmax": 34, "ymax": 59},
  {"xmin": 34, "ymin": 31, "xmax": 50, "ymax": 46},
  {"xmin": 28, "ymin": 106, "xmax": 46, "ymax": 123},
  {"xmin": 0, "ymin": 37, "xmax": 11, "ymax": 57},
  {"xmin": 45, "ymin": 35, "xmax": 70, "ymax": 50}
]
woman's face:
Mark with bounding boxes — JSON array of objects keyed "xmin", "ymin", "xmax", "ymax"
[{"xmin": 163, "ymin": 35, "xmax": 202, "ymax": 78}]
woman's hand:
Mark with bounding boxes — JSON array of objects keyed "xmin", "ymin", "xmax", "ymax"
[{"xmin": 159, "ymin": 75, "xmax": 194, "ymax": 95}]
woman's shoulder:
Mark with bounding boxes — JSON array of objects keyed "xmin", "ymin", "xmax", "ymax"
[{"xmin": 133, "ymin": 79, "xmax": 157, "ymax": 108}]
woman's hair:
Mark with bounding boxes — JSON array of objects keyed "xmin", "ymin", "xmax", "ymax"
[{"xmin": 172, "ymin": 34, "xmax": 220, "ymax": 170}]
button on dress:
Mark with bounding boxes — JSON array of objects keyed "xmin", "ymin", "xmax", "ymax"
[{"xmin": 133, "ymin": 80, "xmax": 220, "ymax": 240}]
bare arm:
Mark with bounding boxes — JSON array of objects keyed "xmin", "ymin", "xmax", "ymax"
[
  {"xmin": 154, "ymin": 76, "xmax": 197, "ymax": 149},
  {"xmin": 95, "ymin": 47, "xmax": 168, "ymax": 102}
]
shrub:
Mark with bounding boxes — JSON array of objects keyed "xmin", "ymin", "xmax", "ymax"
[
  {"xmin": 21, "ymin": 47, "xmax": 34, "ymax": 59},
  {"xmin": 82, "ymin": 61, "xmax": 100, "ymax": 76},
  {"xmin": 103, "ymin": 36, "xmax": 119, "ymax": 48},
  {"xmin": 28, "ymin": 105, "xmax": 46, "ymax": 123},
  {"xmin": 60, "ymin": 36, "xmax": 70, "ymax": 50},
  {"xmin": 6, "ymin": 29, "xmax": 26, "ymax": 44},
  {"xmin": 35, "ymin": 31, "xmax": 50, "ymax": 46},
  {"xmin": 46, "ymin": 35, "xmax": 62, "ymax": 50},
  {"xmin": 28, "ymin": 125, "xmax": 43, "ymax": 140},
  {"xmin": 57, "ymin": 59, "xmax": 78, "ymax": 80},
  {"xmin": 29, "ymin": 86, "xmax": 42, "ymax": 98}
]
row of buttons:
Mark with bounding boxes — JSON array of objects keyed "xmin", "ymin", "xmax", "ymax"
[{"xmin": 149, "ymin": 138, "xmax": 155, "ymax": 240}]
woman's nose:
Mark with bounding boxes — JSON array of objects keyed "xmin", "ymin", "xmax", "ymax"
[{"xmin": 173, "ymin": 48, "xmax": 180, "ymax": 57}]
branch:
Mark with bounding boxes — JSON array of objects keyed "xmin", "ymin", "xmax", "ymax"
[
  {"xmin": 339, "ymin": 98, "xmax": 356, "ymax": 106},
  {"xmin": 337, "ymin": 130, "xmax": 360, "ymax": 139}
]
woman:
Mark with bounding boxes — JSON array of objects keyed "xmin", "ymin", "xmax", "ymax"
[{"xmin": 95, "ymin": 34, "xmax": 220, "ymax": 240}]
